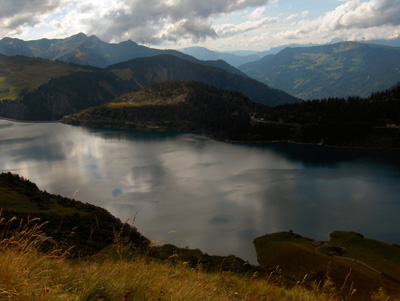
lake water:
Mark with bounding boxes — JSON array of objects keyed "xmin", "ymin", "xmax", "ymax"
[{"xmin": 1, "ymin": 119, "xmax": 400, "ymax": 263}]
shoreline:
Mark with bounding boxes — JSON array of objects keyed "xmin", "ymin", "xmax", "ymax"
[
  {"xmin": 2, "ymin": 117, "xmax": 400, "ymax": 150},
  {"xmin": 0, "ymin": 117, "xmax": 61, "ymax": 124}
]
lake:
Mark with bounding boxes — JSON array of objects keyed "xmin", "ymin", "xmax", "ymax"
[{"xmin": 1, "ymin": 119, "xmax": 400, "ymax": 263}]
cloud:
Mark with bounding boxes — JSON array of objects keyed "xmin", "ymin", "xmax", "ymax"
[
  {"xmin": 162, "ymin": 18, "xmax": 217, "ymax": 43},
  {"xmin": 320, "ymin": 0, "xmax": 400, "ymax": 30},
  {"xmin": 94, "ymin": 0, "xmax": 270, "ymax": 43},
  {"xmin": 278, "ymin": 0, "xmax": 400, "ymax": 40},
  {"xmin": 286, "ymin": 14, "xmax": 299, "ymax": 21},
  {"xmin": 216, "ymin": 17, "xmax": 278, "ymax": 38},
  {"xmin": 0, "ymin": 0, "xmax": 269, "ymax": 44}
]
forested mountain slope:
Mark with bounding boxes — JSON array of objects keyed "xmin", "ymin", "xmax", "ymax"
[{"xmin": 239, "ymin": 42, "xmax": 400, "ymax": 100}]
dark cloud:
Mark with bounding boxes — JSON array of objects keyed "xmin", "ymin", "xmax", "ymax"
[
  {"xmin": 163, "ymin": 18, "xmax": 217, "ymax": 43},
  {"xmin": 84, "ymin": 0, "xmax": 269, "ymax": 44}
]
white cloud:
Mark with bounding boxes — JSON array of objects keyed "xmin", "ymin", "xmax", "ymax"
[
  {"xmin": 286, "ymin": 14, "xmax": 299, "ymax": 21},
  {"xmin": 278, "ymin": 0, "xmax": 400, "ymax": 41},
  {"xmin": 216, "ymin": 16, "xmax": 277, "ymax": 37}
]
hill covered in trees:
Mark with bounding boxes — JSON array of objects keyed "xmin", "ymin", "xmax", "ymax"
[
  {"xmin": 63, "ymin": 80, "xmax": 400, "ymax": 149},
  {"xmin": 239, "ymin": 42, "xmax": 400, "ymax": 100}
]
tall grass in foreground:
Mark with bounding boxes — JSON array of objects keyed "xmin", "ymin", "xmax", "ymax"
[{"xmin": 0, "ymin": 213, "xmax": 390, "ymax": 300}]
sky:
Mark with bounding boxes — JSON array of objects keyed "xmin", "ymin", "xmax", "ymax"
[{"xmin": 1, "ymin": 0, "xmax": 400, "ymax": 51}]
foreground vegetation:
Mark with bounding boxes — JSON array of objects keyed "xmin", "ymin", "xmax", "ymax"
[{"xmin": 0, "ymin": 219, "xmax": 338, "ymax": 301}]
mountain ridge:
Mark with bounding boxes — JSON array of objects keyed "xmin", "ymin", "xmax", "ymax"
[{"xmin": 0, "ymin": 33, "xmax": 244, "ymax": 76}]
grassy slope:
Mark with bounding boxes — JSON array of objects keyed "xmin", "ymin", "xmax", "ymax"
[
  {"xmin": 254, "ymin": 232, "xmax": 400, "ymax": 299},
  {"xmin": 329, "ymin": 231, "xmax": 400, "ymax": 282},
  {"xmin": 0, "ymin": 54, "xmax": 84, "ymax": 100},
  {"xmin": 0, "ymin": 243, "xmax": 332, "ymax": 300}
]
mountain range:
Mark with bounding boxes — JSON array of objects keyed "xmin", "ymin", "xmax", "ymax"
[
  {"xmin": 180, "ymin": 37, "xmax": 400, "ymax": 68},
  {"xmin": 179, "ymin": 43, "xmax": 319, "ymax": 67},
  {"xmin": 1, "ymin": 33, "xmax": 400, "ymax": 121},
  {"xmin": 0, "ymin": 33, "xmax": 243, "ymax": 76},
  {"xmin": 2, "ymin": 33, "xmax": 400, "ymax": 101}
]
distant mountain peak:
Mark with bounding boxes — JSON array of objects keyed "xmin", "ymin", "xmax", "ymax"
[{"xmin": 66, "ymin": 32, "xmax": 88, "ymax": 43}]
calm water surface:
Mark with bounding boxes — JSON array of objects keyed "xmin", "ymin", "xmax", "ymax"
[{"xmin": 1, "ymin": 119, "xmax": 400, "ymax": 263}]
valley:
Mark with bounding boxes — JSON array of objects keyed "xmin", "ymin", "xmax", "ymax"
[{"xmin": 1, "ymin": 32, "xmax": 400, "ymax": 299}]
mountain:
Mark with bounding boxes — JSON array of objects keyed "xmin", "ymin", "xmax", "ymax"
[
  {"xmin": 179, "ymin": 43, "xmax": 322, "ymax": 67},
  {"xmin": 363, "ymin": 36, "xmax": 400, "ymax": 48},
  {"xmin": 259, "ymin": 42, "xmax": 318, "ymax": 56},
  {"xmin": 0, "ymin": 33, "xmax": 244, "ymax": 75},
  {"xmin": 0, "ymin": 54, "xmax": 298, "ymax": 121},
  {"xmin": 106, "ymin": 54, "xmax": 299, "ymax": 106},
  {"xmin": 179, "ymin": 46, "xmax": 262, "ymax": 67},
  {"xmin": 239, "ymin": 41, "xmax": 400, "ymax": 100}
]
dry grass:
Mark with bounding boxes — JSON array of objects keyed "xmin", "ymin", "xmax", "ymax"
[{"xmin": 0, "ymin": 213, "xmax": 392, "ymax": 300}]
